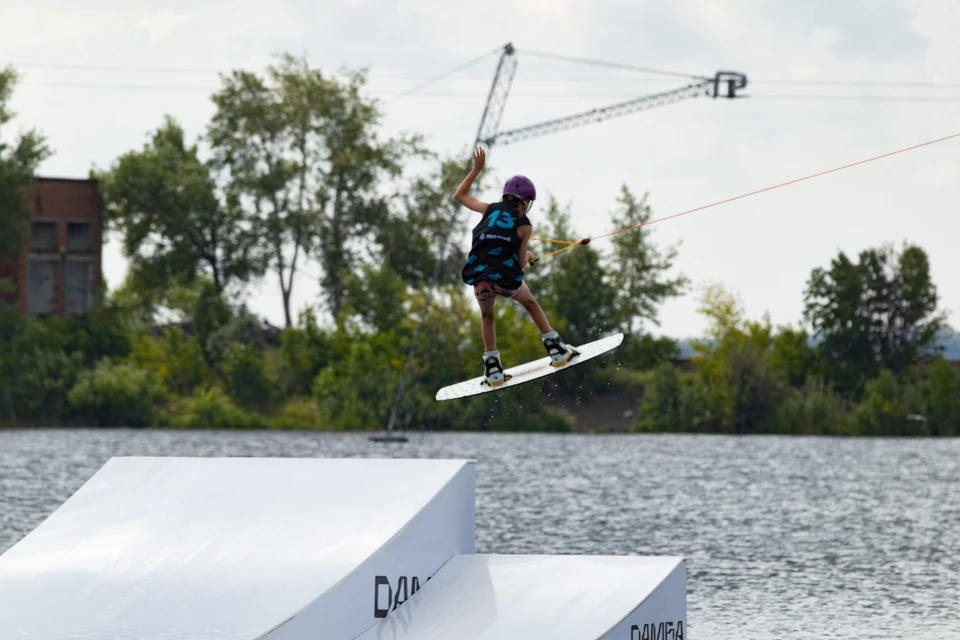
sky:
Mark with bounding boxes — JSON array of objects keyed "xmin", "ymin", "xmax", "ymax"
[{"xmin": 2, "ymin": 0, "xmax": 959, "ymax": 339}]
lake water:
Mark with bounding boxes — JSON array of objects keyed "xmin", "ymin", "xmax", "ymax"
[{"xmin": 1, "ymin": 429, "xmax": 958, "ymax": 639}]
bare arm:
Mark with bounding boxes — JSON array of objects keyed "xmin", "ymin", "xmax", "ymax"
[
  {"xmin": 518, "ymin": 225, "xmax": 536, "ymax": 266},
  {"xmin": 454, "ymin": 147, "xmax": 490, "ymax": 214}
]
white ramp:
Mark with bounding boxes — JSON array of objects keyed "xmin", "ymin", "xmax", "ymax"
[
  {"xmin": 0, "ymin": 457, "xmax": 475, "ymax": 640},
  {"xmin": 356, "ymin": 554, "xmax": 686, "ymax": 640}
]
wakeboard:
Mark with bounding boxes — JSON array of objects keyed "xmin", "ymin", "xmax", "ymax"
[{"xmin": 435, "ymin": 333, "xmax": 624, "ymax": 401}]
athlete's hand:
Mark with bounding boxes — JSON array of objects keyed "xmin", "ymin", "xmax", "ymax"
[
  {"xmin": 471, "ymin": 146, "xmax": 486, "ymax": 173},
  {"xmin": 525, "ymin": 251, "xmax": 537, "ymax": 266}
]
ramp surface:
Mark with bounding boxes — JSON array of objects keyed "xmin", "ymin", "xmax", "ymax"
[
  {"xmin": 356, "ymin": 554, "xmax": 686, "ymax": 640},
  {"xmin": 0, "ymin": 456, "xmax": 475, "ymax": 640}
]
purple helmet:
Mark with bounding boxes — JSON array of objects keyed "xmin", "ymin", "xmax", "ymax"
[{"xmin": 503, "ymin": 175, "xmax": 536, "ymax": 202}]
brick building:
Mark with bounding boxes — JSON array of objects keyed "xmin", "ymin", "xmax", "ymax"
[{"xmin": 0, "ymin": 177, "xmax": 103, "ymax": 316}]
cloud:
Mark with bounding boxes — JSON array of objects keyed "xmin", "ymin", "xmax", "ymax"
[
  {"xmin": 0, "ymin": 5, "xmax": 191, "ymax": 51},
  {"xmin": 136, "ymin": 11, "xmax": 190, "ymax": 43},
  {"xmin": 811, "ymin": 26, "xmax": 841, "ymax": 51},
  {"xmin": 0, "ymin": 6, "xmax": 121, "ymax": 50}
]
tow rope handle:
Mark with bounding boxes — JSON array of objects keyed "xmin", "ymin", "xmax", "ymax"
[{"xmin": 528, "ymin": 237, "xmax": 592, "ymax": 265}]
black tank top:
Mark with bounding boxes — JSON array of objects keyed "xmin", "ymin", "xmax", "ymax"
[{"xmin": 461, "ymin": 200, "xmax": 531, "ymax": 287}]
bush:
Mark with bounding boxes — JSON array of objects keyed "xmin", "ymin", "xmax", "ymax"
[
  {"xmin": 695, "ymin": 322, "xmax": 789, "ymax": 434},
  {"xmin": 633, "ymin": 364, "xmax": 722, "ymax": 433},
  {"xmin": 0, "ymin": 314, "xmax": 83, "ymax": 422},
  {"xmin": 205, "ymin": 305, "xmax": 266, "ymax": 366},
  {"xmin": 221, "ymin": 342, "xmax": 272, "ymax": 409},
  {"xmin": 67, "ymin": 359, "xmax": 164, "ymax": 427},
  {"xmin": 159, "ymin": 328, "xmax": 210, "ymax": 396},
  {"xmin": 277, "ymin": 308, "xmax": 331, "ymax": 398},
  {"xmin": 635, "ymin": 362, "xmax": 682, "ymax": 432},
  {"xmin": 268, "ymin": 398, "xmax": 326, "ymax": 430},
  {"xmin": 854, "ymin": 369, "xmax": 920, "ymax": 436},
  {"xmin": 774, "ymin": 377, "xmax": 855, "ymax": 436},
  {"xmin": 130, "ymin": 327, "xmax": 210, "ymax": 397},
  {"xmin": 313, "ymin": 337, "xmax": 400, "ymax": 431},
  {"xmin": 169, "ymin": 387, "xmax": 266, "ymax": 429},
  {"xmin": 912, "ymin": 358, "xmax": 960, "ymax": 437}
]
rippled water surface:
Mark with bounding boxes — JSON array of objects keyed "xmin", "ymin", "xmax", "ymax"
[{"xmin": 1, "ymin": 429, "xmax": 958, "ymax": 639}]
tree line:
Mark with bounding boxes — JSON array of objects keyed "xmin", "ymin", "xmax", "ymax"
[
  {"xmin": 639, "ymin": 245, "xmax": 959, "ymax": 437},
  {"xmin": 0, "ymin": 57, "xmax": 956, "ymax": 435}
]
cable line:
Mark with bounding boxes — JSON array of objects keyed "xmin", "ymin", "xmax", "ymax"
[
  {"xmin": 387, "ymin": 48, "xmax": 502, "ymax": 103},
  {"xmin": 516, "ymin": 48, "xmax": 708, "ymax": 81},
  {"xmin": 531, "ymin": 131, "xmax": 960, "ymax": 261}
]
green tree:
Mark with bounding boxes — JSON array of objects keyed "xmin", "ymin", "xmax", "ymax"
[
  {"xmin": 208, "ymin": 55, "xmax": 329, "ymax": 327},
  {"xmin": 617, "ymin": 333, "xmax": 679, "ymax": 371},
  {"xmin": 535, "ymin": 198, "xmax": 617, "ymax": 345},
  {"xmin": 607, "ymin": 186, "xmax": 687, "ymax": 332},
  {"xmin": 342, "ymin": 263, "xmax": 409, "ymax": 334},
  {"xmin": 192, "ymin": 279, "xmax": 233, "ymax": 362},
  {"xmin": 770, "ymin": 326, "xmax": 815, "ymax": 388},
  {"xmin": 315, "ymin": 68, "xmax": 421, "ymax": 318},
  {"xmin": 913, "ymin": 358, "xmax": 960, "ymax": 437},
  {"xmin": 693, "ymin": 284, "xmax": 787, "ymax": 434},
  {"xmin": 108, "ymin": 271, "xmax": 208, "ymax": 327},
  {"xmin": 701, "ymin": 320, "xmax": 788, "ymax": 434},
  {"xmin": 377, "ymin": 155, "xmax": 491, "ymax": 289},
  {"xmin": 695, "ymin": 282, "xmax": 745, "ymax": 345},
  {"xmin": 98, "ymin": 116, "xmax": 264, "ymax": 296},
  {"xmin": 0, "ymin": 66, "xmax": 52, "ymax": 259},
  {"xmin": 805, "ymin": 244, "xmax": 949, "ymax": 395},
  {"xmin": 867, "ymin": 244, "xmax": 948, "ymax": 374}
]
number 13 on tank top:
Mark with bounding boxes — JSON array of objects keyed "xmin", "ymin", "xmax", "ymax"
[{"xmin": 487, "ymin": 210, "xmax": 515, "ymax": 229}]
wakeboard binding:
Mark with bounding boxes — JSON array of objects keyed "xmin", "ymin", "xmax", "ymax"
[
  {"xmin": 482, "ymin": 352, "xmax": 511, "ymax": 387},
  {"xmin": 544, "ymin": 335, "xmax": 579, "ymax": 368}
]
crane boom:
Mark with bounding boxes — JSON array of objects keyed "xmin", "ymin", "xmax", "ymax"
[{"xmin": 486, "ymin": 72, "xmax": 746, "ymax": 147}]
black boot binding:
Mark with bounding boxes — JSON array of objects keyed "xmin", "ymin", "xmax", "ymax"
[
  {"xmin": 544, "ymin": 335, "xmax": 579, "ymax": 368},
  {"xmin": 482, "ymin": 354, "xmax": 511, "ymax": 387}
]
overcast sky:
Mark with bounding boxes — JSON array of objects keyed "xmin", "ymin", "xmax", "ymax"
[{"xmin": 3, "ymin": 0, "xmax": 959, "ymax": 338}]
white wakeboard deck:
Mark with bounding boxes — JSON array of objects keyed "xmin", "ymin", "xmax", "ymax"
[
  {"xmin": 356, "ymin": 554, "xmax": 686, "ymax": 640},
  {"xmin": 436, "ymin": 333, "xmax": 624, "ymax": 401},
  {"xmin": 0, "ymin": 456, "xmax": 475, "ymax": 640}
]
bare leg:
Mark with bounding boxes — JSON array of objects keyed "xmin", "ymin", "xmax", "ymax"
[
  {"xmin": 511, "ymin": 283, "xmax": 552, "ymax": 334},
  {"xmin": 478, "ymin": 297, "xmax": 497, "ymax": 351}
]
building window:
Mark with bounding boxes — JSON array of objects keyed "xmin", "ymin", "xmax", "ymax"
[
  {"xmin": 67, "ymin": 222, "xmax": 94, "ymax": 252},
  {"xmin": 30, "ymin": 222, "xmax": 57, "ymax": 251},
  {"xmin": 27, "ymin": 258, "xmax": 57, "ymax": 316},
  {"xmin": 65, "ymin": 259, "xmax": 94, "ymax": 316}
]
